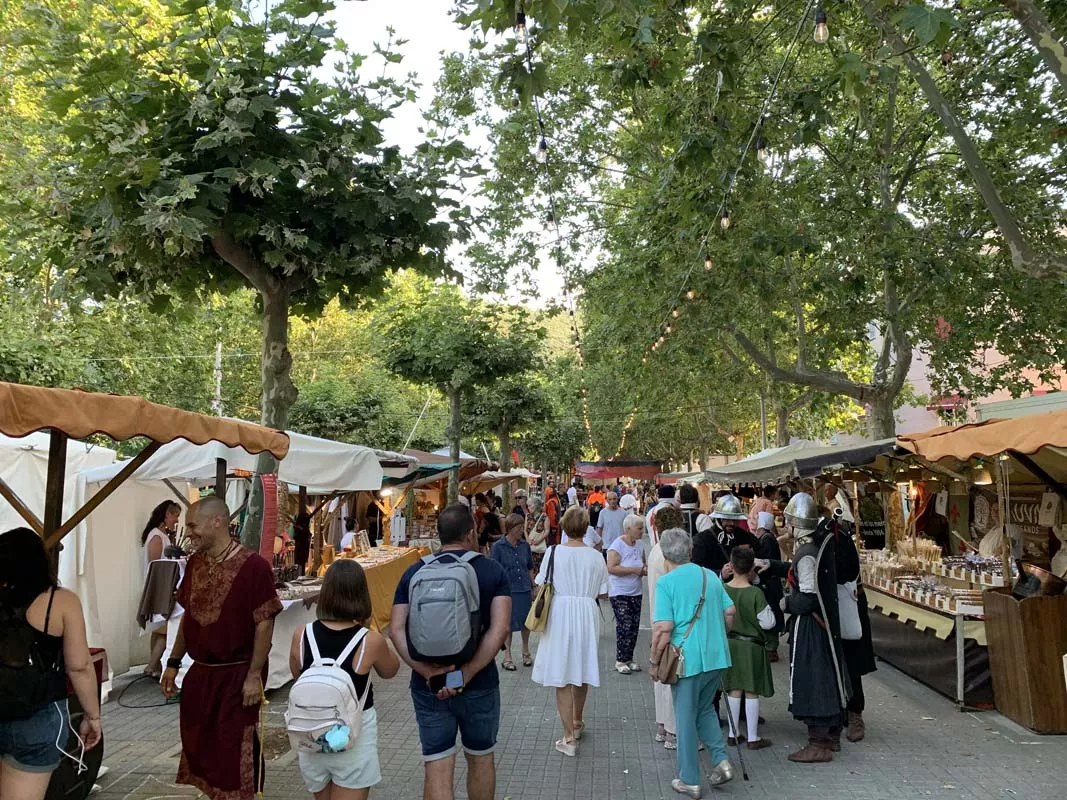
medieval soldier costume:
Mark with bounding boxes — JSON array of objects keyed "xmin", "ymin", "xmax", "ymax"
[
  {"xmin": 692, "ymin": 494, "xmax": 758, "ymax": 575},
  {"xmin": 783, "ymin": 492, "xmax": 851, "ymax": 763},
  {"xmin": 829, "ymin": 508, "xmax": 876, "ymax": 743}
]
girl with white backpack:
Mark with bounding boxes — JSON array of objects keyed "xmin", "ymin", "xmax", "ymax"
[{"xmin": 287, "ymin": 560, "xmax": 399, "ymax": 799}]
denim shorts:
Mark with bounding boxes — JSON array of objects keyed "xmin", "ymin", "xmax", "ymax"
[
  {"xmin": 411, "ymin": 686, "xmax": 500, "ymax": 762},
  {"xmin": 0, "ymin": 700, "xmax": 69, "ymax": 773}
]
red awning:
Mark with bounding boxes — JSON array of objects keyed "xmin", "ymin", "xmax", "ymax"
[{"xmin": 575, "ymin": 460, "xmax": 662, "ymax": 481}]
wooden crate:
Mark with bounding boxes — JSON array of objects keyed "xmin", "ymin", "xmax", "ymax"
[{"xmin": 983, "ymin": 588, "xmax": 1067, "ymax": 734}]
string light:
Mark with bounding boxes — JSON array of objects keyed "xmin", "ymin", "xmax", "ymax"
[
  {"xmin": 686, "ymin": 289, "xmax": 696, "ymax": 300},
  {"xmin": 814, "ymin": 8, "xmax": 829, "ymax": 43},
  {"xmin": 704, "ymin": 255, "xmax": 713, "ymax": 271},
  {"xmin": 515, "ymin": 10, "xmax": 526, "ymax": 34},
  {"xmin": 665, "ymin": 324, "xmax": 673, "ymax": 334},
  {"xmin": 536, "ymin": 137, "xmax": 548, "ymax": 163},
  {"xmin": 756, "ymin": 135, "xmax": 769, "ymax": 162},
  {"xmin": 671, "ymin": 308, "xmax": 680, "ymax": 318},
  {"xmin": 720, "ymin": 210, "xmax": 732, "ymax": 230}
]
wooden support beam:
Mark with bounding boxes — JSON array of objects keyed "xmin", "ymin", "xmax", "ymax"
[
  {"xmin": 0, "ymin": 476, "xmax": 43, "ymax": 535},
  {"xmin": 42, "ymin": 431, "xmax": 68, "ymax": 541},
  {"xmin": 162, "ymin": 479, "xmax": 191, "ymax": 507},
  {"xmin": 215, "ymin": 458, "xmax": 227, "ymax": 497},
  {"xmin": 45, "ymin": 441, "xmax": 163, "ymax": 550}
]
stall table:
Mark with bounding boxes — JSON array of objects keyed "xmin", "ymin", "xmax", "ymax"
[
  {"xmin": 164, "ymin": 546, "xmax": 422, "ymax": 690},
  {"xmin": 866, "ymin": 585, "xmax": 993, "ymax": 709}
]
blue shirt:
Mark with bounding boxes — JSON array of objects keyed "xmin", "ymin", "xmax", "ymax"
[
  {"xmin": 394, "ymin": 549, "xmax": 510, "ymax": 693},
  {"xmin": 490, "ymin": 537, "xmax": 534, "ymax": 594},
  {"xmin": 653, "ymin": 562, "xmax": 734, "ymax": 677}
]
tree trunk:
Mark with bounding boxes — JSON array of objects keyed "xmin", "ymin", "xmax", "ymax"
[
  {"xmin": 699, "ymin": 444, "xmax": 709, "ymax": 471},
  {"xmin": 774, "ymin": 402, "xmax": 790, "ymax": 447},
  {"xmin": 447, "ymin": 386, "xmax": 462, "ymax": 505},
  {"xmin": 868, "ymin": 393, "xmax": 897, "ymax": 439},
  {"xmin": 498, "ymin": 422, "xmax": 511, "ymax": 509},
  {"xmin": 998, "ymin": 0, "xmax": 1067, "ymax": 96},
  {"xmin": 241, "ymin": 284, "xmax": 298, "ymax": 550}
]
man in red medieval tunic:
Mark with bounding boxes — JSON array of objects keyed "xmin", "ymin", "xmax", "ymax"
[{"xmin": 161, "ymin": 496, "xmax": 282, "ymax": 800}]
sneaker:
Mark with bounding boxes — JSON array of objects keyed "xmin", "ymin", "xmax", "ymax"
[
  {"xmin": 554, "ymin": 738, "xmax": 577, "ymax": 757},
  {"xmin": 708, "ymin": 759, "xmax": 734, "ymax": 786},
  {"xmin": 627, "ymin": 661, "xmax": 642, "ymax": 672},
  {"xmin": 615, "ymin": 661, "xmax": 632, "ymax": 674},
  {"xmin": 664, "ymin": 736, "xmax": 677, "ymax": 750},
  {"xmin": 670, "ymin": 778, "xmax": 702, "ymax": 798}
]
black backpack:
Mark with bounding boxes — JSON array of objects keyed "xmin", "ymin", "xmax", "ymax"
[{"xmin": 0, "ymin": 588, "xmax": 67, "ymax": 720}]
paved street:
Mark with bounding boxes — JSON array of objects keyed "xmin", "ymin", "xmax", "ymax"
[{"xmin": 96, "ymin": 610, "xmax": 1067, "ymax": 800}]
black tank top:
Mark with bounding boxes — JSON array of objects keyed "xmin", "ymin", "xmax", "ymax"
[{"xmin": 300, "ymin": 621, "xmax": 373, "ymax": 710}]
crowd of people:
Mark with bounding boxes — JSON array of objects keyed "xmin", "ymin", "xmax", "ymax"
[{"xmin": 0, "ymin": 476, "xmax": 875, "ymax": 800}]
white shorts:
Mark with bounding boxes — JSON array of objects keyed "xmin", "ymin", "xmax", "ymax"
[{"xmin": 297, "ymin": 708, "xmax": 381, "ymax": 792}]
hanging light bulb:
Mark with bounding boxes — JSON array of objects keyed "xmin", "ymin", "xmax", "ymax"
[
  {"xmin": 671, "ymin": 308, "xmax": 680, "ymax": 318},
  {"xmin": 720, "ymin": 211, "xmax": 731, "ymax": 230},
  {"xmin": 686, "ymin": 289, "xmax": 696, "ymax": 300},
  {"xmin": 642, "ymin": 356, "xmax": 648, "ymax": 363},
  {"xmin": 704, "ymin": 255, "xmax": 713, "ymax": 271},
  {"xmin": 515, "ymin": 10, "xmax": 527, "ymax": 34},
  {"xmin": 813, "ymin": 8, "xmax": 829, "ymax": 43},
  {"xmin": 546, "ymin": 210, "xmax": 555, "ymax": 229},
  {"xmin": 536, "ymin": 137, "xmax": 548, "ymax": 163},
  {"xmin": 756, "ymin": 136, "xmax": 768, "ymax": 162},
  {"xmin": 665, "ymin": 324, "xmax": 673, "ymax": 334}
]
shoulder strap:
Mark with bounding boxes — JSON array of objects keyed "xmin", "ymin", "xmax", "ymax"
[
  {"xmin": 44, "ymin": 586, "xmax": 57, "ymax": 636},
  {"xmin": 336, "ymin": 626, "xmax": 370, "ymax": 670},
  {"xmin": 679, "ymin": 569, "xmax": 707, "ymax": 646},
  {"xmin": 304, "ymin": 622, "xmax": 323, "ymax": 665},
  {"xmin": 459, "ymin": 551, "xmax": 480, "ymax": 563},
  {"xmin": 545, "ymin": 545, "xmax": 557, "ymax": 584}
]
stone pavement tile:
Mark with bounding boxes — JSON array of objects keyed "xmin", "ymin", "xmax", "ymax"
[{"xmin": 96, "ymin": 587, "xmax": 1067, "ymax": 800}]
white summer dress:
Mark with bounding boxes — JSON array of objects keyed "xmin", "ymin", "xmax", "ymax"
[{"xmin": 531, "ymin": 544, "xmax": 609, "ymax": 688}]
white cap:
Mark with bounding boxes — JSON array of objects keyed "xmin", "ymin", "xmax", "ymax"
[{"xmin": 619, "ymin": 494, "xmax": 637, "ymax": 510}]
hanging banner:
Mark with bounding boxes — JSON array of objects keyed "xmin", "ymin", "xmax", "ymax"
[
  {"xmin": 857, "ymin": 483, "xmax": 887, "ymax": 550},
  {"xmin": 259, "ymin": 473, "xmax": 278, "ymax": 563},
  {"xmin": 970, "ymin": 488, "xmax": 1052, "ymax": 566}
]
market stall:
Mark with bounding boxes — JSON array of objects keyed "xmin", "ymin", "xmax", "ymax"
[
  {"xmin": 0, "ymin": 382, "xmax": 289, "ymax": 800},
  {"xmin": 898, "ymin": 413, "xmax": 1067, "ymax": 733},
  {"xmin": 76, "ymin": 429, "xmax": 385, "ymax": 677}
]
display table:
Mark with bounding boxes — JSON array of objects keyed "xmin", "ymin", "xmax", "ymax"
[
  {"xmin": 866, "ymin": 586, "xmax": 993, "ymax": 709},
  {"xmin": 163, "ymin": 546, "xmax": 423, "ymax": 690}
]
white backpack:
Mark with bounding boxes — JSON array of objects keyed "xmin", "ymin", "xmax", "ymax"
[{"xmin": 285, "ymin": 624, "xmax": 370, "ymax": 754}]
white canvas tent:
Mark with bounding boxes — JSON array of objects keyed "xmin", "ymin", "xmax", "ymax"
[
  {"xmin": 72, "ymin": 430, "xmax": 386, "ymax": 679},
  {"xmin": 0, "ymin": 432, "xmax": 116, "ymax": 532}
]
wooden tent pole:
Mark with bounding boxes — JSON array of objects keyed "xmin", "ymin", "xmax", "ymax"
[
  {"xmin": 0, "ymin": 477, "xmax": 44, "ymax": 535},
  {"xmin": 215, "ymin": 458, "xmax": 227, "ymax": 497},
  {"xmin": 46, "ymin": 441, "xmax": 163, "ymax": 549},
  {"xmin": 42, "ymin": 430, "xmax": 68, "ymax": 542}
]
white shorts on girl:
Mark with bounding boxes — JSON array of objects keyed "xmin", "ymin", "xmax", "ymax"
[{"xmin": 297, "ymin": 708, "xmax": 381, "ymax": 791}]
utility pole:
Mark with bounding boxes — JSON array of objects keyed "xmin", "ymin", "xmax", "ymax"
[{"xmin": 212, "ymin": 339, "xmax": 223, "ymax": 416}]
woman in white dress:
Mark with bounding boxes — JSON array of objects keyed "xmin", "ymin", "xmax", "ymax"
[{"xmin": 531, "ymin": 505, "xmax": 608, "ymax": 757}]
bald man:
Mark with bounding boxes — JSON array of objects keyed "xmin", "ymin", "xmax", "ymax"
[{"xmin": 161, "ymin": 497, "xmax": 282, "ymax": 799}]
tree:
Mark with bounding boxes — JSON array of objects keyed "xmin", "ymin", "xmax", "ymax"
[
  {"xmin": 448, "ymin": 0, "xmax": 1067, "ymax": 439},
  {"xmin": 9, "ymin": 0, "xmax": 471, "ymax": 542},
  {"xmin": 380, "ymin": 273, "xmax": 545, "ymax": 502}
]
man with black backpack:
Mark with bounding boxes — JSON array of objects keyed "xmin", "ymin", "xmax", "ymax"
[{"xmin": 390, "ymin": 505, "xmax": 511, "ymax": 800}]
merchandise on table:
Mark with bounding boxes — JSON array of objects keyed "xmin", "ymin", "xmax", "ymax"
[{"xmin": 859, "ymin": 548, "xmax": 1009, "ymax": 616}]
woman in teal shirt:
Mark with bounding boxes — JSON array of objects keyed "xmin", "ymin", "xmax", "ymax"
[{"xmin": 651, "ymin": 527, "xmax": 737, "ymax": 798}]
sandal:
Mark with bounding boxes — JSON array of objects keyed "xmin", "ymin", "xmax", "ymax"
[
  {"xmin": 664, "ymin": 737, "xmax": 677, "ymax": 750},
  {"xmin": 555, "ymin": 738, "xmax": 578, "ymax": 757},
  {"xmin": 614, "ymin": 661, "xmax": 632, "ymax": 674},
  {"xmin": 654, "ymin": 733, "xmax": 666, "ymax": 743},
  {"xmin": 522, "ymin": 653, "xmax": 533, "ymax": 666},
  {"xmin": 627, "ymin": 661, "xmax": 642, "ymax": 673},
  {"xmin": 502, "ymin": 660, "xmax": 517, "ymax": 671}
]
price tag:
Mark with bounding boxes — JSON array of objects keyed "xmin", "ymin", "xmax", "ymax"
[{"xmin": 1038, "ymin": 491, "xmax": 1060, "ymax": 528}]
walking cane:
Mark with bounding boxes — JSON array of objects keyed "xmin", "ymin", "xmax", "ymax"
[{"xmin": 722, "ymin": 701, "xmax": 750, "ymax": 781}]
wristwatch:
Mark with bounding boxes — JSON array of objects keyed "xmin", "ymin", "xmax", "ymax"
[{"xmin": 166, "ymin": 658, "xmax": 183, "ymax": 670}]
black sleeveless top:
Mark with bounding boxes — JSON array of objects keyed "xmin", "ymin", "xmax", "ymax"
[{"xmin": 300, "ymin": 621, "xmax": 373, "ymax": 710}]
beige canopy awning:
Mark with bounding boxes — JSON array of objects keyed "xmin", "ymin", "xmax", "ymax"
[
  {"xmin": 0, "ymin": 382, "xmax": 288, "ymax": 547},
  {"xmin": 898, "ymin": 410, "xmax": 1067, "ymax": 487},
  {"xmin": 0, "ymin": 382, "xmax": 289, "ymax": 458}
]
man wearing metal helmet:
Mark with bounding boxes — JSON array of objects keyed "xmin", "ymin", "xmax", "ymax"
[
  {"xmin": 692, "ymin": 493, "xmax": 758, "ymax": 577},
  {"xmin": 781, "ymin": 492, "xmax": 851, "ymax": 763}
]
